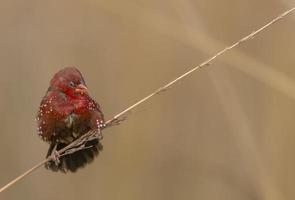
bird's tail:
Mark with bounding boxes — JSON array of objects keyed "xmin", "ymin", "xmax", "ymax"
[{"xmin": 45, "ymin": 139, "xmax": 103, "ymax": 172}]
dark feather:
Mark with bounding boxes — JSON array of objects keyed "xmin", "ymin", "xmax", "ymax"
[{"xmin": 45, "ymin": 139, "xmax": 103, "ymax": 172}]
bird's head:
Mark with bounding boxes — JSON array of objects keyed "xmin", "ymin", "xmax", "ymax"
[{"xmin": 49, "ymin": 67, "xmax": 89, "ymax": 97}]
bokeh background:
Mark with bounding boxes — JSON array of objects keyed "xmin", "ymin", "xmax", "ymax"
[{"xmin": 1, "ymin": 0, "xmax": 295, "ymax": 199}]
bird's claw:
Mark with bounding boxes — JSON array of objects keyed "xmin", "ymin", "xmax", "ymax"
[{"xmin": 51, "ymin": 150, "xmax": 61, "ymax": 166}]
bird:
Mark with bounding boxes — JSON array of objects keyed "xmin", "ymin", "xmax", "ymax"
[{"xmin": 36, "ymin": 67, "xmax": 105, "ymax": 172}]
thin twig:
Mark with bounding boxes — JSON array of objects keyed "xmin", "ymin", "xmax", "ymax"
[
  {"xmin": 1, "ymin": 6, "xmax": 295, "ymax": 194},
  {"xmin": 0, "ymin": 159, "xmax": 49, "ymax": 193}
]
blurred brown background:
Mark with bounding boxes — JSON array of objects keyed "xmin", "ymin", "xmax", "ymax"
[{"xmin": 1, "ymin": 0, "xmax": 295, "ymax": 199}]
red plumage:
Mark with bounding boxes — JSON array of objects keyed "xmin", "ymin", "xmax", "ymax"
[{"xmin": 37, "ymin": 67, "xmax": 104, "ymax": 172}]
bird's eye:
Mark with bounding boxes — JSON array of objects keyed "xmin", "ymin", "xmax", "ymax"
[{"xmin": 69, "ymin": 81, "xmax": 76, "ymax": 88}]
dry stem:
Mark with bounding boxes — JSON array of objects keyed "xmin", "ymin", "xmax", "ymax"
[{"xmin": 1, "ymin": 6, "xmax": 295, "ymax": 194}]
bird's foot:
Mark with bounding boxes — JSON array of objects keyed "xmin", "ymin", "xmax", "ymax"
[{"xmin": 51, "ymin": 150, "xmax": 61, "ymax": 166}]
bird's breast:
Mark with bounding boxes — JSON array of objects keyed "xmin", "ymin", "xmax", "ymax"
[
  {"xmin": 64, "ymin": 113, "xmax": 76, "ymax": 129},
  {"xmin": 55, "ymin": 112, "xmax": 91, "ymax": 143}
]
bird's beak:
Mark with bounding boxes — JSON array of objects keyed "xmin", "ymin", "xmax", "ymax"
[{"xmin": 75, "ymin": 84, "xmax": 88, "ymax": 94}]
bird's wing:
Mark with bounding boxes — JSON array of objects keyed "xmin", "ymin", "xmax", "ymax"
[{"xmin": 37, "ymin": 91, "xmax": 74, "ymax": 141}]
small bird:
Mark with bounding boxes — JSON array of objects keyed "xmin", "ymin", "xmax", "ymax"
[{"xmin": 36, "ymin": 67, "xmax": 105, "ymax": 172}]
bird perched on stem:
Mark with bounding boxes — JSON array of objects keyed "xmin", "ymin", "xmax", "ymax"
[{"xmin": 36, "ymin": 67, "xmax": 105, "ymax": 172}]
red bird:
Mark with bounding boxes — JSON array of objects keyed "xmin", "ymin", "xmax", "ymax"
[{"xmin": 37, "ymin": 67, "xmax": 105, "ymax": 172}]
